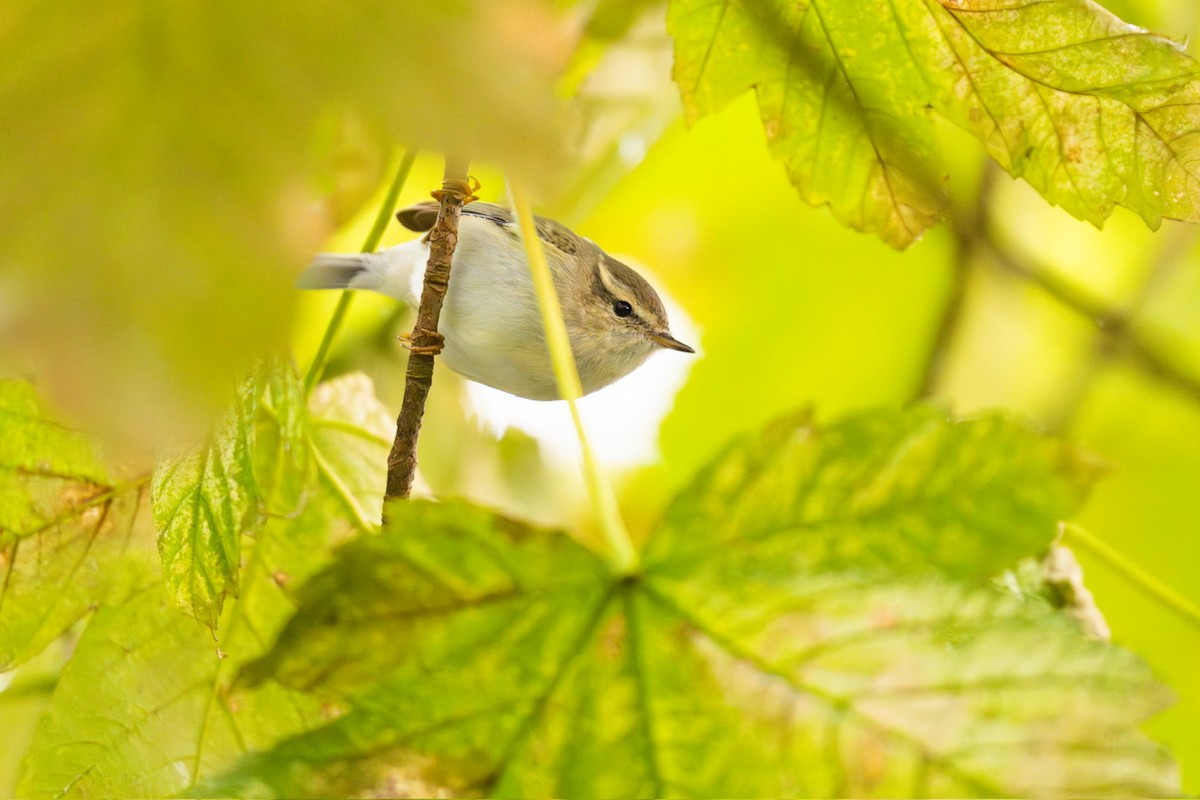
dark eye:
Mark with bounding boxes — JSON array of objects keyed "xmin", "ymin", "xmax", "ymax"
[{"xmin": 613, "ymin": 300, "xmax": 633, "ymax": 318}]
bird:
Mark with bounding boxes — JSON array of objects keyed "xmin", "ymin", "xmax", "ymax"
[{"xmin": 297, "ymin": 201, "xmax": 694, "ymax": 401}]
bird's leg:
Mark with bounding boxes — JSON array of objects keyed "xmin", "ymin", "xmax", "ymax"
[
  {"xmin": 399, "ymin": 328, "xmax": 446, "ymax": 356},
  {"xmin": 432, "ymin": 175, "xmax": 481, "ymax": 206}
]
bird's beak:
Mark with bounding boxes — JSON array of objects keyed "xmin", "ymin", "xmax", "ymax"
[{"xmin": 649, "ymin": 331, "xmax": 695, "ymax": 353}]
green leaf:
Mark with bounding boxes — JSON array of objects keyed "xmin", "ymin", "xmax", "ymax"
[
  {"xmin": 153, "ymin": 374, "xmax": 261, "ymax": 629},
  {"xmin": 645, "ymin": 407, "xmax": 1103, "ymax": 576},
  {"xmin": 17, "ymin": 583, "xmax": 322, "ymax": 800},
  {"xmin": 253, "ymin": 363, "xmax": 311, "ymax": 517},
  {"xmin": 0, "ymin": 1, "xmax": 564, "ymax": 448},
  {"xmin": 0, "ymin": 486, "xmax": 150, "ymax": 671},
  {"xmin": 305, "ymin": 373, "xmax": 394, "ymax": 531},
  {"xmin": 209, "ymin": 501, "xmax": 619, "ymax": 798},
  {"xmin": 631, "ymin": 575, "xmax": 1175, "ymax": 798},
  {"xmin": 0, "ymin": 381, "xmax": 152, "ymax": 670},
  {"xmin": 151, "ymin": 366, "xmax": 391, "ymax": 628},
  {"xmin": 919, "ymin": 0, "xmax": 1200, "ymax": 230},
  {"xmin": 17, "ymin": 366, "xmax": 389, "ymax": 799},
  {"xmin": 668, "ymin": 0, "xmax": 1200, "ymax": 246},
  {"xmin": 238, "ymin": 501, "xmax": 611, "ymax": 694},
  {"xmin": 0, "ymin": 380, "xmax": 109, "ymax": 536},
  {"xmin": 208, "ymin": 409, "xmax": 1176, "ymax": 798},
  {"xmin": 0, "ymin": 648, "xmax": 62, "ymax": 796},
  {"xmin": 670, "ymin": 0, "xmax": 948, "ymax": 248},
  {"xmin": 17, "ymin": 588, "xmax": 224, "ymax": 799}
]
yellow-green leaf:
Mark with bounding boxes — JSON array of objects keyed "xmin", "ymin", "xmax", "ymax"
[
  {"xmin": 207, "ymin": 410, "xmax": 1175, "ymax": 798},
  {"xmin": 669, "ymin": 0, "xmax": 1200, "ymax": 246},
  {"xmin": 0, "ymin": 381, "xmax": 150, "ymax": 670},
  {"xmin": 0, "ymin": 381, "xmax": 109, "ymax": 535},
  {"xmin": 152, "ymin": 377, "xmax": 259, "ymax": 630},
  {"xmin": 18, "ymin": 367, "xmax": 387, "ymax": 800},
  {"xmin": 645, "ymin": 407, "xmax": 1103, "ymax": 576}
]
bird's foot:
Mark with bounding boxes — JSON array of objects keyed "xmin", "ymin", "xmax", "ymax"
[
  {"xmin": 399, "ymin": 329, "xmax": 445, "ymax": 356},
  {"xmin": 432, "ymin": 175, "xmax": 481, "ymax": 206}
]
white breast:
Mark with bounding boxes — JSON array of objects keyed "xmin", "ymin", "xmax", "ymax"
[{"xmin": 370, "ymin": 215, "xmax": 560, "ymax": 399}]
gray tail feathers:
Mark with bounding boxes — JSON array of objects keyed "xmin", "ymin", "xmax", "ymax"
[{"xmin": 296, "ymin": 253, "xmax": 370, "ymax": 290}]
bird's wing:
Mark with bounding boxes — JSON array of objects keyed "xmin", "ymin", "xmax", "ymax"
[
  {"xmin": 395, "ymin": 201, "xmax": 439, "ymax": 232},
  {"xmin": 396, "ymin": 201, "xmax": 585, "ymax": 258}
]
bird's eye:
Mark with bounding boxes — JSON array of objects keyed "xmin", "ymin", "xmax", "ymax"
[{"xmin": 613, "ymin": 300, "xmax": 633, "ymax": 318}]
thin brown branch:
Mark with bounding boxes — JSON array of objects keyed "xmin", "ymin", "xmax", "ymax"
[
  {"xmin": 913, "ymin": 238, "xmax": 972, "ymax": 400},
  {"xmin": 977, "ymin": 223, "xmax": 1200, "ymax": 424},
  {"xmin": 913, "ymin": 166, "xmax": 996, "ymax": 400},
  {"xmin": 383, "ymin": 157, "xmax": 474, "ymax": 511},
  {"xmin": 915, "ymin": 160, "xmax": 1200, "ymax": 422}
]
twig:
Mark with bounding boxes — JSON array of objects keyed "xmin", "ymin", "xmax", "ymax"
[
  {"xmin": 304, "ymin": 149, "xmax": 418, "ymax": 393},
  {"xmin": 977, "ymin": 224, "xmax": 1200, "ymax": 420},
  {"xmin": 383, "ymin": 157, "xmax": 474, "ymax": 509},
  {"xmin": 921, "ymin": 165, "xmax": 1200, "ymax": 414},
  {"xmin": 913, "ymin": 165, "xmax": 995, "ymax": 400},
  {"xmin": 913, "ymin": 243, "xmax": 971, "ymax": 399}
]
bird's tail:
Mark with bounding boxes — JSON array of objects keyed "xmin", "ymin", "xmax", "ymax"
[
  {"xmin": 295, "ymin": 253, "xmax": 371, "ymax": 290},
  {"xmin": 296, "ymin": 244, "xmax": 424, "ymax": 304}
]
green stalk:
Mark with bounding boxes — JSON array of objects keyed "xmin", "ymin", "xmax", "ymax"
[
  {"xmin": 304, "ymin": 149, "xmax": 418, "ymax": 393},
  {"xmin": 508, "ymin": 181, "xmax": 638, "ymax": 575},
  {"xmin": 1062, "ymin": 522, "xmax": 1200, "ymax": 632}
]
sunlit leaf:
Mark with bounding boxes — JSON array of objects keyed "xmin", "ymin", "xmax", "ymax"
[
  {"xmin": 16, "ymin": 583, "xmax": 320, "ymax": 800},
  {"xmin": 0, "ymin": 381, "xmax": 151, "ymax": 670},
  {"xmin": 630, "ymin": 574, "xmax": 1175, "ymax": 798},
  {"xmin": 17, "ymin": 366, "xmax": 389, "ymax": 799},
  {"xmin": 153, "ymin": 375, "xmax": 260, "ymax": 629},
  {"xmin": 0, "ymin": 0, "xmax": 565, "ymax": 451},
  {"xmin": 0, "ymin": 648, "xmax": 61, "ymax": 796},
  {"xmin": 0, "ymin": 488, "xmax": 150, "ymax": 672},
  {"xmin": 151, "ymin": 365, "xmax": 391, "ymax": 627},
  {"xmin": 669, "ymin": 0, "xmax": 1200, "ymax": 246},
  {"xmin": 17, "ymin": 587, "xmax": 223, "ymax": 799},
  {"xmin": 306, "ymin": 373, "xmax": 393, "ymax": 531},
  {"xmin": 645, "ymin": 406, "xmax": 1103, "ymax": 575},
  {"xmin": 209, "ymin": 409, "xmax": 1176, "ymax": 798},
  {"xmin": 670, "ymin": 0, "xmax": 948, "ymax": 247},
  {"xmin": 0, "ymin": 381, "xmax": 109, "ymax": 535},
  {"xmin": 253, "ymin": 363, "xmax": 311, "ymax": 517},
  {"xmin": 919, "ymin": 0, "xmax": 1200, "ymax": 229}
]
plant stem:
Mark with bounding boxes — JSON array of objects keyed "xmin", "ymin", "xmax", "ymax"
[
  {"xmin": 1062, "ymin": 523, "xmax": 1200, "ymax": 632},
  {"xmin": 383, "ymin": 156, "xmax": 472, "ymax": 509},
  {"xmin": 978, "ymin": 227, "xmax": 1200, "ymax": 418},
  {"xmin": 914, "ymin": 164, "xmax": 995, "ymax": 400},
  {"xmin": 304, "ymin": 149, "xmax": 418, "ymax": 393},
  {"xmin": 508, "ymin": 181, "xmax": 638, "ymax": 575}
]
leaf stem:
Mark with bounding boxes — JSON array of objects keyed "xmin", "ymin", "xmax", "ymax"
[
  {"xmin": 1061, "ymin": 523, "xmax": 1200, "ymax": 632},
  {"xmin": 507, "ymin": 181, "xmax": 638, "ymax": 575},
  {"xmin": 304, "ymin": 149, "xmax": 418, "ymax": 393}
]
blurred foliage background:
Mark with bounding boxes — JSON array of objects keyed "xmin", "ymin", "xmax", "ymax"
[{"xmin": 2, "ymin": 0, "xmax": 1199, "ymax": 793}]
